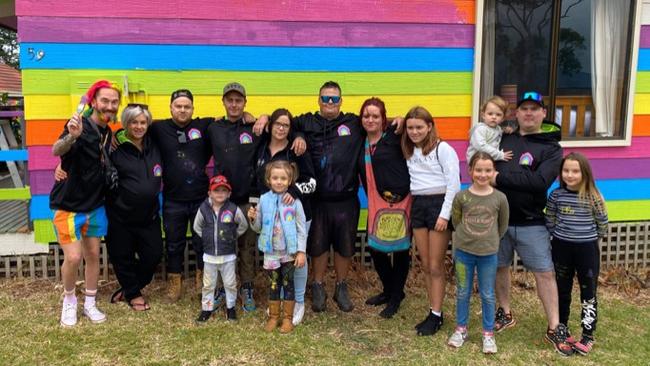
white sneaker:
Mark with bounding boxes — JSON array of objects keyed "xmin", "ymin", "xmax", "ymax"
[
  {"xmin": 483, "ymin": 334, "xmax": 498, "ymax": 354},
  {"xmin": 83, "ymin": 305, "xmax": 107, "ymax": 324},
  {"xmin": 292, "ymin": 302, "xmax": 305, "ymax": 326},
  {"xmin": 447, "ymin": 328, "xmax": 468, "ymax": 348},
  {"xmin": 60, "ymin": 301, "xmax": 78, "ymax": 327}
]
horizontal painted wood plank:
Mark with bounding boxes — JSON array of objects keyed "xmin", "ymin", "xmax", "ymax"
[
  {"xmin": 643, "ymin": 25, "xmax": 650, "ymax": 47},
  {"xmin": 18, "ymin": 16, "xmax": 475, "ymax": 48},
  {"xmin": 587, "ymin": 158, "xmax": 650, "ymax": 179},
  {"xmin": 634, "ymin": 94, "xmax": 650, "ymax": 114},
  {"xmin": 0, "ymin": 110, "xmax": 23, "ymax": 118},
  {"xmin": 564, "ymin": 137, "xmax": 650, "ymax": 159},
  {"xmin": 19, "ymin": 43, "xmax": 474, "ymax": 72},
  {"xmin": 25, "ymin": 117, "xmax": 472, "ymax": 147},
  {"xmin": 24, "ymin": 94, "xmax": 473, "ymax": 121},
  {"xmin": 32, "ymin": 219, "xmax": 56, "ymax": 243},
  {"xmin": 0, "ymin": 187, "xmax": 30, "ymax": 200},
  {"xmin": 16, "ymin": 0, "xmax": 475, "ymax": 24},
  {"xmin": 633, "ymin": 115, "xmax": 650, "ymax": 136},
  {"xmin": 22, "ymin": 69, "xmax": 473, "ymax": 96},
  {"xmin": 639, "ymin": 49, "xmax": 650, "ymax": 71},
  {"xmin": 0, "ymin": 149, "xmax": 28, "ymax": 162},
  {"xmin": 635, "ymin": 71, "xmax": 650, "ymax": 92}
]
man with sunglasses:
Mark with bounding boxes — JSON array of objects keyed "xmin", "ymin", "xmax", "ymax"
[
  {"xmin": 290, "ymin": 81, "xmax": 363, "ymax": 313},
  {"xmin": 148, "ymin": 89, "xmax": 214, "ymax": 303},
  {"xmin": 491, "ymin": 91, "xmax": 572, "ymax": 356}
]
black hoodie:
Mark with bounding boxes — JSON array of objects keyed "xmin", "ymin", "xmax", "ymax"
[
  {"xmin": 495, "ymin": 121, "xmax": 562, "ymax": 225},
  {"xmin": 293, "ymin": 112, "xmax": 362, "ymax": 201},
  {"xmin": 106, "ymin": 131, "xmax": 162, "ymax": 224}
]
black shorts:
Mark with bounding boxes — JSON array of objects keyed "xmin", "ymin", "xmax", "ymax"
[
  {"xmin": 410, "ymin": 194, "xmax": 446, "ymax": 230},
  {"xmin": 308, "ymin": 197, "xmax": 360, "ymax": 258}
]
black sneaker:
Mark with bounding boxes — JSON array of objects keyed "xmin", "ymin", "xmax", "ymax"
[
  {"xmin": 415, "ymin": 310, "xmax": 433, "ymax": 330},
  {"xmin": 196, "ymin": 310, "xmax": 212, "ymax": 323},
  {"xmin": 226, "ymin": 307, "xmax": 237, "ymax": 321},
  {"xmin": 379, "ymin": 298, "xmax": 401, "ymax": 319},
  {"xmin": 333, "ymin": 281, "xmax": 354, "ymax": 312},
  {"xmin": 494, "ymin": 307, "xmax": 516, "ymax": 332},
  {"xmin": 311, "ymin": 282, "xmax": 327, "ymax": 312},
  {"xmin": 545, "ymin": 324, "xmax": 575, "ymax": 356},
  {"xmin": 417, "ymin": 312, "xmax": 443, "ymax": 336},
  {"xmin": 365, "ymin": 292, "xmax": 390, "ymax": 306}
]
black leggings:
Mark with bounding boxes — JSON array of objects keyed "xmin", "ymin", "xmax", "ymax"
[
  {"xmin": 370, "ymin": 248, "xmax": 410, "ymax": 301},
  {"xmin": 552, "ymin": 238, "xmax": 599, "ymax": 336},
  {"xmin": 267, "ymin": 262, "xmax": 295, "ymax": 301}
]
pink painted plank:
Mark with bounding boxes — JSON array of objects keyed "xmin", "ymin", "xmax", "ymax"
[
  {"xmin": 18, "ymin": 16, "xmax": 474, "ymax": 48},
  {"xmin": 642, "ymin": 25, "xmax": 650, "ymax": 48},
  {"xmin": 564, "ymin": 137, "xmax": 650, "ymax": 159},
  {"xmin": 16, "ymin": 0, "xmax": 475, "ymax": 24}
]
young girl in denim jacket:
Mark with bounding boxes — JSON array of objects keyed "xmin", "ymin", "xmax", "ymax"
[{"xmin": 248, "ymin": 160, "xmax": 307, "ymax": 333}]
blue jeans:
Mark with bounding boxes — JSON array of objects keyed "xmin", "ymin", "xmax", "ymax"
[{"xmin": 454, "ymin": 249, "xmax": 497, "ymax": 331}]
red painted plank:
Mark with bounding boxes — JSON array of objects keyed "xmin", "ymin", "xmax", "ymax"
[
  {"xmin": 18, "ymin": 16, "xmax": 474, "ymax": 48},
  {"xmin": 16, "ymin": 0, "xmax": 475, "ymax": 24}
]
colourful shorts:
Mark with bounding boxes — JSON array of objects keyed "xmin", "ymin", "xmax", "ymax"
[{"xmin": 52, "ymin": 206, "xmax": 108, "ymax": 244}]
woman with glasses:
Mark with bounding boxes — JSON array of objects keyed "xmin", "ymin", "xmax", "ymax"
[
  {"xmin": 104, "ymin": 103, "xmax": 164, "ymax": 311},
  {"xmin": 357, "ymin": 98, "xmax": 412, "ymax": 319},
  {"xmin": 253, "ymin": 108, "xmax": 316, "ymax": 325}
]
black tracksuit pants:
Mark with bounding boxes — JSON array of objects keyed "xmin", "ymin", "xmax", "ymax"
[
  {"xmin": 551, "ymin": 238, "xmax": 599, "ymax": 336},
  {"xmin": 163, "ymin": 198, "xmax": 203, "ymax": 273},
  {"xmin": 106, "ymin": 214, "xmax": 163, "ymax": 301},
  {"xmin": 370, "ymin": 248, "xmax": 411, "ymax": 302}
]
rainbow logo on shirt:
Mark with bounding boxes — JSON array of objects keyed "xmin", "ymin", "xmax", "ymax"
[
  {"xmin": 239, "ymin": 132, "xmax": 253, "ymax": 144},
  {"xmin": 152, "ymin": 164, "xmax": 162, "ymax": 177},
  {"xmin": 187, "ymin": 128, "xmax": 202, "ymax": 140},
  {"xmin": 519, "ymin": 152, "xmax": 534, "ymax": 166},
  {"xmin": 220, "ymin": 210, "xmax": 234, "ymax": 223},
  {"xmin": 337, "ymin": 125, "xmax": 351, "ymax": 136},
  {"xmin": 282, "ymin": 208, "xmax": 295, "ymax": 222}
]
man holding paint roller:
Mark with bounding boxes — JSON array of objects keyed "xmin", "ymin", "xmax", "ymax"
[{"xmin": 50, "ymin": 80, "xmax": 121, "ymax": 327}]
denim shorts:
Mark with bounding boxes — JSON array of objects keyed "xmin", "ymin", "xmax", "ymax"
[{"xmin": 497, "ymin": 225, "xmax": 554, "ymax": 272}]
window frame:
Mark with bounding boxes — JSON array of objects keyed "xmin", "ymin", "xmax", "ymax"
[{"xmin": 472, "ymin": 0, "xmax": 643, "ymax": 147}]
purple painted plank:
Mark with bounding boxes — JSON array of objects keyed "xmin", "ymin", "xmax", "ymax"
[
  {"xmin": 0, "ymin": 111, "xmax": 24, "ymax": 118},
  {"xmin": 18, "ymin": 16, "xmax": 474, "ymax": 48},
  {"xmin": 29, "ymin": 169, "xmax": 54, "ymax": 195},
  {"xmin": 642, "ymin": 25, "xmax": 650, "ymax": 48}
]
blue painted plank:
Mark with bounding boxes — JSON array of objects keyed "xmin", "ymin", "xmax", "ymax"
[
  {"xmin": 20, "ymin": 43, "xmax": 474, "ymax": 72},
  {"xmin": 0, "ymin": 149, "xmax": 28, "ymax": 162},
  {"xmin": 639, "ymin": 49, "xmax": 650, "ymax": 71},
  {"xmin": 30, "ymin": 195, "xmax": 51, "ymax": 220},
  {"xmin": 548, "ymin": 178, "xmax": 650, "ymax": 201}
]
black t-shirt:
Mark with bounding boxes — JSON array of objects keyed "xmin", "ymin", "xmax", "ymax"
[
  {"xmin": 207, "ymin": 118, "xmax": 264, "ymax": 205},
  {"xmin": 49, "ymin": 117, "xmax": 111, "ymax": 212},
  {"xmin": 148, "ymin": 118, "xmax": 213, "ymax": 202},
  {"xmin": 358, "ymin": 124, "xmax": 410, "ymax": 200},
  {"xmin": 293, "ymin": 112, "xmax": 363, "ymax": 201}
]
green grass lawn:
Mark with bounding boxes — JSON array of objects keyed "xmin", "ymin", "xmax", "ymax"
[{"xmin": 1, "ymin": 269, "xmax": 649, "ymax": 365}]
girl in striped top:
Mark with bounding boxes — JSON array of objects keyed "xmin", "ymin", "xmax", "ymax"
[{"xmin": 545, "ymin": 152, "xmax": 608, "ymax": 355}]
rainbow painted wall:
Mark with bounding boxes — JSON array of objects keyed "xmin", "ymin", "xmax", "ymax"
[{"xmin": 12, "ymin": 0, "xmax": 650, "ymax": 243}]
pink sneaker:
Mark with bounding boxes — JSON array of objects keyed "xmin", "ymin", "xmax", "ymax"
[{"xmin": 573, "ymin": 336, "xmax": 594, "ymax": 355}]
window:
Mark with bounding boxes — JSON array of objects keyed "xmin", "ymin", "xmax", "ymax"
[{"xmin": 479, "ymin": 0, "xmax": 640, "ymax": 144}]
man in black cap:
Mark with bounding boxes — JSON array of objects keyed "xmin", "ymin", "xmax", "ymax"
[
  {"xmin": 492, "ymin": 91, "xmax": 573, "ymax": 356},
  {"xmin": 148, "ymin": 89, "xmax": 214, "ymax": 302}
]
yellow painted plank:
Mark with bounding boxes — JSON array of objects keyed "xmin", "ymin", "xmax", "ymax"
[
  {"xmin": 25, "ymin": 94, "xmax": 472, "ymax": 120},
  {"xmin": 634, "ymin": 94, "xmax": 650, "ymax": 115}
]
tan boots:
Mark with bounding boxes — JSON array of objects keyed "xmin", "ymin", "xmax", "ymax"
[
  {"xmin": 165, "ymin": 273, "xmax": 182, "ymax": 303},
  {"xmin": 265, "ymin": 301, "xmax": 281, "ymax": 332},
  {"xmin": 195, "ymin": 269, "xmax": 203, "ymax": 290},
  {"xmin": 265, "ymin": 300, "xmax": 295, "ymax": 333},
  {"xmin": 280, "ymin": 301, "xmax": 295, "ymax": 333}
]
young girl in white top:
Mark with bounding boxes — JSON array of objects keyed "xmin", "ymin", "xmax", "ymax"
[
  {"xmin": 465, "ymin": 96, "xmax": 513, "ymax": 162},
  {"xmin": 402, "ymin": 106, "xmax": 461, "ymax": 336}
]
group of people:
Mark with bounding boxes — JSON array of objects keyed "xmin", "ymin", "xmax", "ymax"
[{"xmin": 49, "ymin": 80, "xmax": 607, "ymax": 356}]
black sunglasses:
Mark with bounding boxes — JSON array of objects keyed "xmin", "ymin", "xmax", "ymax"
[
  {"xmin": 126, "ymin": 103, "xmax": 149, "ymax": 110},
  {"xmin": 176, "ymin": 130, "xmax": 187, "ymax": 144}
]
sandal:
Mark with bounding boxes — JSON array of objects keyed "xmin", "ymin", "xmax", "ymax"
[
  {"xmin": 128, "ymin": 297, "xmax": 151, "ymax": 312},
  {"xmin": 110, "ymin": 288, "xmax": 125, "ymax": 304}
]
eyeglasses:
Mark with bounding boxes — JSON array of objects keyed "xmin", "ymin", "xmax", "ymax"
[
  {"xmin": 176, "ymin": 130, "xmax": 187, "ymax": 144},
  {"xmin": 273, "ymin": 122, "xmax": 291, "ymax": 130},
  {"xmin": 126, "ymin": 103, "xmax": 149, "ymax": 110},
  {"xmin": 320, "ymin": 95, "xmax": 341, "ymax": 104},
  {"xmin": 520, "ymin": 92, "xmax": 543, "ymax": 103}
]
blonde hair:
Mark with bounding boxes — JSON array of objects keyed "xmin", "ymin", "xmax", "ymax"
[
  {"xmin": 401, "ymin": 106, "xmax": 439, "ymax": 159},
  {"xmin": 480, "ymin": 95, "xmax": 508, "ymax": 115},
  {"xmin": 265, "ymin": 160, "xmax": 298, "ymax": 189}
]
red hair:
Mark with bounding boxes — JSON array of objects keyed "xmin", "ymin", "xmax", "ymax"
[{"xmin": 85, "ymin": 80, "xmax": 121, "ymax": 104}]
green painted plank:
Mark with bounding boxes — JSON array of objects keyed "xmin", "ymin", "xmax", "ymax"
[
  {"xmin": 636, "ymin": 72, "xmax": 650, "ymax": 93},
  {"xmin": 0, "ymin": 187, "xmax": 31, "ymax": 200},
  {"xmin": 607, "ymin": 200, "xmax": 650, "ymax": 222},
  {"xmin": 22, "ymin": 69, "xmax": 473, "ymax": 96},
  {"xmin": 33, "ymin": 219, "xmax": 56, "ymax": 243}
]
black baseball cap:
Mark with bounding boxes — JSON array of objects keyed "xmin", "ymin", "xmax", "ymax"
[
  {"xmin": 170, "ymin": 89, "xmax": 194, "ymax": 103},
  {"xmin": 517, "ymin": 91, "xmax": 545, "ymax": 108}
]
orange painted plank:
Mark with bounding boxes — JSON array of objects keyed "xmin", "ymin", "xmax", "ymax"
[
  {"xmin": 633, "ymin": 115, "xmax": 650, "ymax": 136},
  {"xmin": 26, "ymin": 120, "xmax": 122, "ymax": 146}
]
